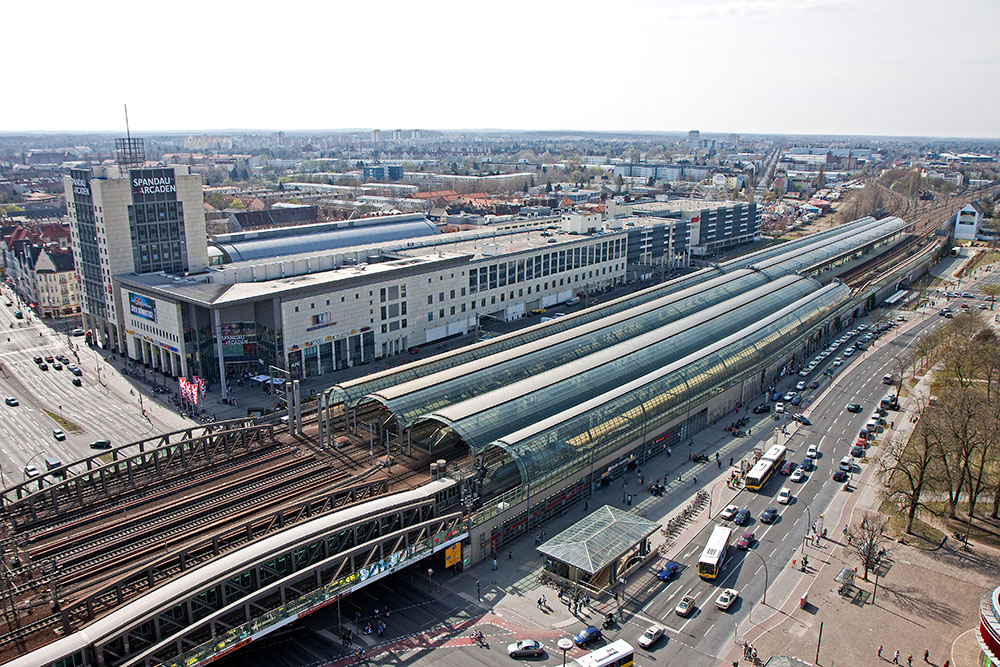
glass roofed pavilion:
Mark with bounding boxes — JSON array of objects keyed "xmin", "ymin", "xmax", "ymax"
[{"xmin": 538, "ymin": 505, "xmax": 659, "ymax": 592}]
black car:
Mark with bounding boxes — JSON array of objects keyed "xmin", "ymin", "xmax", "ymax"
[
  {"xmin": 734, "ymin": 509, "xmax": 752, "ymax": 526},
  {"xmin": 752, "ymin": 403, "xmax": 771, "ymax": 414},
  {"xmin": 790, "ymin": 395, "xmax": 802, "ymax": 406},
  {"xmin": 760, "ymin": 507, "xmax": 779, "ymax": 524},
  {"xmin": 89, "ymin": 439, "xmax": 112, "ymax": 450},
  {"xmin": 846, "ymin": 403, "xmax": 863, "ymax": 413},
  {"xmin": 832, "ymin": 469, "xmax": 848, "ymax": 482},
  {"xmin": 799, "ymin": 458, "xmax": 813, "ymax": 472},
  {"xmin": 69, "ymin": 366, "xmax": 82, "ymax": 376},
  {"xmin": 39, "ymin": 363, "xmax": 48, "ymax": 371},
  {"xmin": 72, "ymin": 377, "xmax": 82, "ymax": 387},
  {"xmin": 792, "ymin": 414, "xmax": 812, "ymax": 425},
  {"xmin": 33, "ymin": 356, "xmax": 43, "ymax": 364},
  {"xmin": 851, "ymin": 445, "xmax": 865, "ymax": 457}
]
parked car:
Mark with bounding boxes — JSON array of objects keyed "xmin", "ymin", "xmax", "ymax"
[
  {"xmin": 4, "ymin": 397, "xmax": 18, "ymax": 407},
  {"xmin": 507, "ymin": 640, "xmax": 544, "ymax": 658},
  {"xmin": 657, "ymin": 562, "xmax": 679, "ymax": 581},
  {"xmin": 675, "ymin": 594, "xmax": 696, "ymax": 617},
  {"xmin": 851, "ymin": 445, "xmax": 865, "ymax": 458},
  {"xmin": 792, "ymin": 414, "xmax": 811, "ymax": 425},
  {"xmin": 774, "ymin": 402, "xmax": 785, "ymax": 414},
  {"xmin": 72, "ymin": 377, "xmax": 83, "ymax": 387},
  {"xmin": 790, "ymin": 395, "xmax": 802, "ymax": 406},
  {"xmin": 637, "ymin": 625, "xmax": 664, "ymax": 649},
  {"xmin": 71, "ymin": 328, "xmax": 85, "ymax": 336},
  {"xmin": 752, "ymin": 403, "xmax": 771, "ymax": 414},
  {"xmin": 715, "ymin": 588, "xmax": 739, "ymax": 610},
  {"xmin": 832, "ymin": 469, "xmax": 848, "ymax": 482}
]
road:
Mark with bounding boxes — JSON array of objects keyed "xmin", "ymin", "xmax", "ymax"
[{"xmin": 0, "ymin": 287, "xmax": 192, "ymax": 485}]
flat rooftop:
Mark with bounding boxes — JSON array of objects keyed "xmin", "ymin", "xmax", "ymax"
[{"xmin": 632, "ymin": 199, "xmax": 743, "ymax": 213}]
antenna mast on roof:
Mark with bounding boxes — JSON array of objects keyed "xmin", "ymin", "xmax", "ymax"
[{"xmin": 115, "ymin": 104, "xmax": 145, "ymax": 172}]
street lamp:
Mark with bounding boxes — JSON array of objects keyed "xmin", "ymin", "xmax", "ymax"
[
  {"xmin": 744, "ymin": 549, "xmax": 769, "ymax": 606},
  {"xmin": 557, "ymin": 638, "xmax": 573, "ymax": 667},
  {"xmin": 798, "ymin": 496, "xmax": 812, "ymax": 556}
]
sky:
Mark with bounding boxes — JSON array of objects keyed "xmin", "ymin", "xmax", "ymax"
[{"xmin": 7, "ymin": 0, "xmax": 1000, "ymax": 138}]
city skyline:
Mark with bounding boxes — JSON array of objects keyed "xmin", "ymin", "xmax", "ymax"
[{"xmin": 9, "ymin": 0, "xmax": 999, "ymax": 138}]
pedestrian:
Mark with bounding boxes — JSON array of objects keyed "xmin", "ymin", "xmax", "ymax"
[
  {"xmin": 508, "ymin": 550, "xmax": 512, "ymax": 560},
  {"xmin": 908, "ymin": 655, "xmax": 912, "ymax": 666},
  {"xmin": 541, "ymin": 594, "xmax": 546, "ymax": 606},
  {"xmin": 730, "ymin": 456, "xmax": 734, "ymax": 466},
  {"xmin": 894, "ymin": 649, "xmax": 900, "ymax": 664},
  {"xmin": 923, "ymin": 650, "xmax": 929, "ymax": 662},
  {"xmin": 667, "ymin": 447, "xmax": 672, "ymax": 457},
  {"xmin": 584, "ymin": 501, "xmax": 588, "ymax": 511},
  {"xmin": 944, "ymin": 660, "xmax": 950, "ymax": 667},
  {"xmin": 492, "ymin": 557, "xmax": 497, "ymax": 570},
  {"xmin": 879, "ymin": 645, "xmax": 883, "ymax": 658}
]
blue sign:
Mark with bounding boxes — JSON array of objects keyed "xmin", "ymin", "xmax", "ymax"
[{"xmin": 129, "ymin": 292, "xmax": 157, "ymax": 322}]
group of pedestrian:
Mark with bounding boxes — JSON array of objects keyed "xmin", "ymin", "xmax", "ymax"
[
  {"xmin": 878, "ymin": 646, "xmax": 939, "ymax": 666},
  {"xmin": 743, "ymin": 642, "xmax": 758, "ymax": 662},
  {"xmin": 536, "ymin": 594, "xmax": 547, "ymax": 609},
  {"xmin": 340, "ymin": 629, "xmax": 353, "ymax": 646}
]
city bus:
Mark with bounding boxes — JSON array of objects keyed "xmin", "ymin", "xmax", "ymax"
[
  {"xmin": 575, "ymin": 639, "xmax": 634, "ymax": 667},
  {"xmin": 698, "ymin": 526, "xmax": 733, "ymax": 579},
  {"xmin": 744, "ymin": 444, "xmax": 787, "ymax": 491}
]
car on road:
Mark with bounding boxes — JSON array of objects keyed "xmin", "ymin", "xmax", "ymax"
[
  {"xmin": 657, "ymin": 562, "xmax": 679, "ymax": 581},
  {"xmin": 833, "ymin": 358, "xmax": 843, "ymax": 367},
  {"xmin": 89, "ymin": 439, "xmax": 112, "ymax": 450},
  {"xmin": 792, "ymin": 414, "xmax": 811, "ymax": 425},
  {"xmin": 735, "ymin": 531, "xmax": 755, "ymax": 550},
  {"xmin": 32, "ymin": 356, "xmax": 43, "ymax": 364},
  {"xmin": 733, "ymin": 509, "xmax": 751, "ymax": 526},
  {"xmin": 507, "ymin": 639, "xmax": 544, "ymax": 658},
  {"xmin": 770, "ymin": 390, "xmax": 782, "ymax": 401},
  {"xmin": 44, "ymin": 355, "xmax": 54, "ymax": 363},
  {"xmin": 790, "ymin": 395, "xmax": 803, "ymax": 406},
  {"xmin": 760, "ymin": 507, "xmax": 779, "ymax": 523},
  {"xmin": 832, "ymin": 469, "xmax": 848, "ymax": 482},
  {"xmin": 573, "ymin": 626, "xmax": 602, "ymax": 646},
  {"xmin": 806, "ymin": 445, "xmax": 818, "ymax": 458},
  {"xmin": 715, "ymin": 588, "xmax": 739, "ymax": 611},
  {"xmin": 783, "ymin": 392, "xmax": 795, "ymax": 402},
  {"xmin": 4, "ymin": 397, "xmax": 18, "ymax": 406},
  {"xmin": 809, "ymin": 380, "xmax": 820, "ymax": 389},
  {"xmin": 3, "ymin": 300, "xmax": 10, "ymax": 306},
  {"xmin": 790, "ymin": 468, "xmax": 807, "ymax": 483},
  {"xmin": 39, "ymin": 363, "xmax": 48, "ymax": 371},
  {"xmin": 847, "ymin": 403, "xmax": 863, "ymax": 413},
  {"xmin": 795, "ymin": 381, "xmax": 806, "ymax": 391},
  {"xmin": 71, "ymin": 377, "xmax": 83, "ymax": 387},
  {"xmin": 799, "ymin": 458, "xmax": 813, "ymax": 471},
  {"xmin": 851, "ymin": 445, "xmax": 865, "ymax": 458},
  {"xmin": 23, "ymin": 465, "xmax": 39, "ymax": 478},
  {"xmin": 777, "ymin": 487, "xmax": 792, "ymax": 504},
  {"xmin": 52, "ymin": 362, "xmax": 62, "ymax": 370},
  {"xmin": 52, "ymin": 429, "xmax": 65, "ymax": 441},
  {"xmin": 69, "ymin": 366, "xmax": 82, "ymax": 376},
  {"xmin": 774, "ymin": 402, "xmax": 785, "ymax": 414},
  {"xmin": 72, "ymin": 328, "xmax": 85, "ymax": 336},
  {"xmin": 675, "ymin": 594, "xmax": 696, "ymax": 617},
  {"xmin": 752, "ymin": 403, "xmax": 771, "ymax": 414},
  {"xmin": 843, "ymin": 347, "xmax": 855, "ymax": 356},
  {"xmin": 638, "ymin": 625, "xmax": 665, "ymax": 649},
  {"xmin": 720, "ymin": 504, "xmax": 739, "ymax": 521},
  {"xmin": 56, "ymin": 354, "xmax": 69, "ymax": 364},
  {"xmin": 779, "ymin": 460, "xmax": 796, "ymax": 475}
]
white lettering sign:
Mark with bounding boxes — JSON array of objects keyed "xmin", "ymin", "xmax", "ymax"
[{"xmin": 133, "ymin": 176, "xmax": 176, "ymax": 196}]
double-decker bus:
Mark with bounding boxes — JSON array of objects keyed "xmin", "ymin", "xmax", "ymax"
[
  {"xmin": 744, "ymin": 444, "xmax": 787, "ymax": 491},
  {"xmin": 575, "ymin": 640, "xmax": 634, "ymax": 667},
  {"xmin": 698, "ymin": 526, "xmax": 733, "ymax": 579}
]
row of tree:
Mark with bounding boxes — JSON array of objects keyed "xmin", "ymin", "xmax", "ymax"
[{"xmin": 881, "ymin": 310, "xmax": 1000, "ymax": 534}]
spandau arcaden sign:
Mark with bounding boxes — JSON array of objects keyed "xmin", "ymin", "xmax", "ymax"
[{"xmin": 132, "ymin": 175, "xmax": 176, "ymax": 196}]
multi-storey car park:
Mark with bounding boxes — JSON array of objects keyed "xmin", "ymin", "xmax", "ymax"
[{"xmin": 1, "ymin": 212, "xmax": 950, "ymax": 667}]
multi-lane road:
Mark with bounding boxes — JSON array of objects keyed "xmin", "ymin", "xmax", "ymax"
[{"xmin": 0, "ymin": 289, "xmax": 191, "ymax": 485}]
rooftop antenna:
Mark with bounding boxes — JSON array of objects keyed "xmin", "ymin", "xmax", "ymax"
[{"xmin": 115, "ymin": 104, "xmax": 145, "ymax": 172}]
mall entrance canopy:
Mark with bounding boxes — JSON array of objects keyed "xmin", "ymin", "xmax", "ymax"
[{"xmin": 538, "ymin": 504, "xmax": 658, "ymax": 592}]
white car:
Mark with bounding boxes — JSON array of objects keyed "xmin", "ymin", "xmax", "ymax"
[
  {"xmin": 777, "ymin": 487, "xmax": 792, "ymax": 504},
  {"xmin": 715, "ymin": 588, "xmax": 739, "ymax": 610},
  {"xmin": 790, "ymin": 468, "xmax": 807, "ymax": 483},
  {"xmin": 833, "ymin": 358, "xmax": 843, "ymax": 367},
  {"xmin": 795, "ymin": 381, "xmax": 806, "ymax": 391},
  {"xmin": 774, "ymin": 402, "xmax": 785, "ymax": 414},
  {"xmin": 23, "ymin": 465, "xmax": 39, "ymax": 478},
  {"xmin": 638, "ymin": 624, "xmax": 664, "ymax": 649},
  {"xmin": 720, "ymin": 504, "xmax": 739, "ymax": 521},
  {"xmin": 806, "ymin": 445, "xmax": 818, "ymax": 458},
  {"xmin": 675, "ymin": 594, "xmax": 696, "ymax": 617},
  {"xmin": 52, "ymin": 429, "xmax": 66, "ymax": 441}
]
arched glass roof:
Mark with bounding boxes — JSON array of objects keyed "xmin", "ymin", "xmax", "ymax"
[
  {"xmin": 364, "ymin": 268, "xmax": 772, "ymax": 427},
  {"xmin": 483, "ymin": 281, "xmax": 850, "ymax": 490},
  {"xmin": 216, "ymin": 219, "xmax": 441, "ymax": 263},
  {"xmin": 718, "ymin": 215, "xmax": 876, "ymax": 271},
  {"xmin": 416, "ymin": 275, "xmax": 819, "ymax": 451}
]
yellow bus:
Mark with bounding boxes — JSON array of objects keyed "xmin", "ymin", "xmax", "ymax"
[
  {"xmin": 745, "ymin": 444, "xmax": 786, "ymax": 491},
  {"xmin": 698, "ymin": 526, "xmax": 732, "ymax": 579}
]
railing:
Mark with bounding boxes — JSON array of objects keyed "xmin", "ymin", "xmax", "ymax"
[{"xmin": 168, "ymin": 526, "xmax": 462, "ymax": 667}]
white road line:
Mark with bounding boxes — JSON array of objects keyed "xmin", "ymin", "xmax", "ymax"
[{"xmin": 705, "ymin": 622, "xmax": 715, "ymax": 636}]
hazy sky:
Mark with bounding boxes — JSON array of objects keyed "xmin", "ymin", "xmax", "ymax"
[{"xmin": 8, "ymin": 0, "xmax": 999, "ymax": 137}]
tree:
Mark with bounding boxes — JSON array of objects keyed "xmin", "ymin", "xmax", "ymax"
[
  {"xmin": 879, "ymin": 416, "xmax": 939, "ymax": 534},
  {"xmin": 848, "ymin": 513, "xmax": 890, "ymax": 581},
  {"xmin": 982, "ymin": 284, "xmax": 1000, "ymax": 310}
]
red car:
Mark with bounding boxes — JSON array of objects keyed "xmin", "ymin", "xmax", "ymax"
[
  {"xmin": 735, "ymin": 531, "xmax": 756, "ymax": 549},
  {"xmin": 780, "ymin": 460, "xmax": 796, "ymax": 475}
]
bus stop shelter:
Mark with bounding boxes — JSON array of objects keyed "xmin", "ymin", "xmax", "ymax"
[{"xmin": 537, "ymin": 505, "xmax": 659, "ymax": 593}]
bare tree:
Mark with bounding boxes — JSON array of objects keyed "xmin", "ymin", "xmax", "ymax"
[
  {"xmin": 879, "ymin": 417, "xmax": 940, "ymax": 534},
  {"xmin": 848, "ymin": 513, "xmax": 890, "ymax": 581}
]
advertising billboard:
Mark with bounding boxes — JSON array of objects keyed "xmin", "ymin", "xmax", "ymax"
[{"xmin": 129, "ymin": 292, "xmax": 157, "ymax": 322}]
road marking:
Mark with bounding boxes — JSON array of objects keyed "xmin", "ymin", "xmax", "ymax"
[{"xmin": 705, "ymin": 622, "xmax": 715, "ymax": 636}]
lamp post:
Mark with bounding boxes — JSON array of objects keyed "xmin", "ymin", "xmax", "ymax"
[
  {"xmin": 557, "ymin": 638, "xmax": 573, "ymax": 667},
  {"xmin": 799, "ymin": 497, "xmax": 812, "ymax": 556},
  {"xmin": 745, "ymin": 549, "xmax": 769, "ymax": 606}
]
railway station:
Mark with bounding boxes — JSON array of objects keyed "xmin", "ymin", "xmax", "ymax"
[{"xmin": 0, "ymin": 213, "xmax": 948, "ymax": 667}]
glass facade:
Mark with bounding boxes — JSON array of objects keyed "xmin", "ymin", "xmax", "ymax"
[
  {"xmin": 128, "ymin": 168, "xmax": 188, "ymax": 275},
  {"xmin": 69, "ymin": 168, "xmax": 107, "ymax": 321}
]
